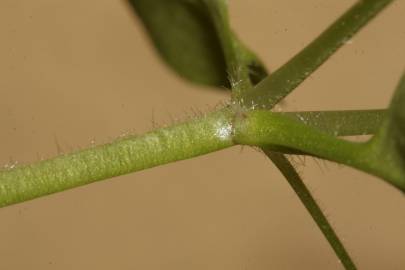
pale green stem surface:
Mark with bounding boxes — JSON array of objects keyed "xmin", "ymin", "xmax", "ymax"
[
  {"xmin": 0, "ymin": 109, "xmax": 234, "ymax": 207},
  {"xmin": 0, "ymin": 108, "xmax": 390, "ymax": 208}
]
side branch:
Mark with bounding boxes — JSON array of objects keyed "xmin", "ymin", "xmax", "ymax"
[
  {"xmin": 241, "ymin": 0, "xmax": 393, "ymax": 109},
  {"xmin": 234, "ymin": 110, "xmax": 405, "ymax": 190}
]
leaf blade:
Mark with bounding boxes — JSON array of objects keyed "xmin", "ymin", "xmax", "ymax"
[
  {"xmin": 126, "ymin": 0, "xmax": 266, "ymax": 90},
  {"xmin": 127, "ymin": 0, "xmax": 229, "ymax": 87}
]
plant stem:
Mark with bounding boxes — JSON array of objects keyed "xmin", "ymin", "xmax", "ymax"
[
  {"xmin": 284, "ymin": 109, "xmax": 386, "ymax": 136},
  {"xmin": 234, "ymin": 110, "xmax": 405, "ymax": 190},
  {"xmin": 0, "ymin": 107, "xmax": 395, "ymax": 208},
  {"xmin": 203, "ymin": 0, "xmax": 253, "ymax": 98},
  {"xmin": 266, "ymin": 110, "xmax": 385, "ymax": 154},
  {"xmin": 0, "ymin": 109, "xmax": 234, "ymax": 208},
  {"xmin": 241, "ymin": 0, "xmax": 394, "ymax": 109},
  {"xmin": 265, "ymin": 151, "xmax": 357, "ymax": 270}
]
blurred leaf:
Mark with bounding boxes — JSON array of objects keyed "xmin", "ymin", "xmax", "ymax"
[
  {"xmin": 127, "ymin": 0, "xmax": 229, "ymax": 87},
  {"xmin": 372, "ymin": 73, "xmax": 405, "ymax": 190},
  {"xmin": 379, "ymin": 73, "xmax": 405, "ymax": 164},
  {"xmin": 389, "ymin": 73, "xmax": 405, "ymax": 163},
  {"xmin": 126, "ymin": 0, "xmax": 266, "ymax": 89},
  {"xmin": 285, "ymin": 109, "xmax": 386, "ymax": 136}
]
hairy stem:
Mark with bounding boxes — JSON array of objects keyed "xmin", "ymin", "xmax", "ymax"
[
  {"xmin": 0, "ymin": 107, "xmax": 394, "ymax": 208},
  {"xmin": 267, "ymin": 109, "xmax": 386, "ymax": 153},
  {"xmin": 203, "ymin": 0, "xmax": 253, "ymax": 98},
  {"xmin": 265, "ymin": 151, "xmax": 357, "ymax": 270},
  {"xmin": 234, "ymin": 110, "xmax": 404, "ymax": 190},
  {"xmin": 0, "ymin": 109, "xmax": 234, "ymax": 207}
]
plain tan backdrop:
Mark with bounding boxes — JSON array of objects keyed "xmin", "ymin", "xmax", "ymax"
[{"xmin": 1, "ymin": 1, "xmax": 404, "ymax": 269}]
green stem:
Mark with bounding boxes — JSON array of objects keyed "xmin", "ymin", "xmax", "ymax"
[
  {"xmin": 203, "ymin": 0, "xmax": 252, "ymax": 98},
  {"xmin": 241, "ymin": 0, "xmax": 394, "ymax": 109},
  {"xmin": 262, "ymin": 110, "xmax": 386, "ymax": 155},
  {"xmin": 284, "ymin": 109, "xmax": 386, "ymax": 136},
  {"xmin": 234, "ymin": 110, "xmax": 404, "ymax": 190},
  {"xmin": 0, "ymin": 109, "xmax": 235, "ymax": 208},
  {"xmin": 264, "ymin": 151, "xmax": 357, "ymax": 270},
  {"xmin": 0, "ymin": 107, "xmax": 396, "ymax": 208}
]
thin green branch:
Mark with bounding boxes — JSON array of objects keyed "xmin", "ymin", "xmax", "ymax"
[
  {"xmin": 284, "ymin": 109, "xmax": 386, "ymax": 136},
  {"xmin": 0, "ymin": 106, "xmax": 392, "ymax": 209},
  {"xmin": 264, "ymin": 109, "xmax": 385, "ymax": 155},
  {"xmin": 264, "ymin": 151, "xmax": 357, "ymax": 270},
  {"xmin": 261, "ymin": 109, "xmax": 384, "ymax": 268},
  {"xmin": 0, "ymin": 109, "xmax": 235, "ymax": 208},
  {"xmin": 241, "ymin": 0, "xmax": 394, "ymax": 109},
  {"xmin": 234, "ymin": 110, "xmax": 405, "ymax": 190},
  {"xmin": 261, "ymin": 109, "xmax": 384, "ymax": 270}
]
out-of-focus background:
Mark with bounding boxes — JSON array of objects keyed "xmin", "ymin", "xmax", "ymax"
[{"xmin": 0, "ymin": 1, "xmax": 404, "ymax": 269}]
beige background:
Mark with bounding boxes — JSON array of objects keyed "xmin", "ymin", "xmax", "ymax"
[{"xmin": 1, "ymin": 0, "xmax": 404, "ymax": 269}]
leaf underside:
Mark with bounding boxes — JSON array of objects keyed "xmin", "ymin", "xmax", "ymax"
[{"xmin": 127, "ymin": 0, "xmax": 229, "ymax": 87}]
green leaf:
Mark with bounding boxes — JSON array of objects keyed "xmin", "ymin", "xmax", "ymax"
[
  {"xmin": 126, "ymin": 0, "xmax": 229, "ymax": 87},
  {"xmin": 126, "ymin": 0, "xmax": 266, "ymax": 90}
]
